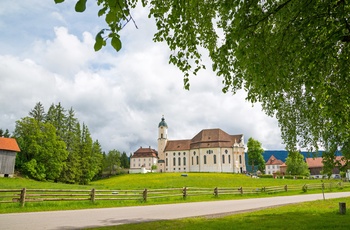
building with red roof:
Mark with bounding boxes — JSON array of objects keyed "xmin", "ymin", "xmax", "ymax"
[
  {"xmin": 265, "ymin": 155, "xmax": 284, "ymax": 175},
  {"xmin": 157, "ymin": 116, "xmax": 246, "ymax": 173},
  {"xmin": 129, "ymin": 146, "xmax": 158, "ymax": 173},
  {"xmin": 0, "ymin": 137, "xmax": 20, "ymax": 177}
]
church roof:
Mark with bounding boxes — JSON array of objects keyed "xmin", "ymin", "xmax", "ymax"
[
  {"xmin": 164, "ymin": 128, "xmax": 243, "ymax": 151},
  {"xmin": 0, "ymin": 137, "xmax": 20, "ymax": 152},
  {"xmin": 158, "ymin": 116, "xmax": 168, "ymax": 128},
  {"xmin": 132, "ymin": 147, "xmax": 158, "ymax": 158}
]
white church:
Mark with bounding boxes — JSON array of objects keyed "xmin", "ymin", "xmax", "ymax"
[{"xmin": 157, "ymin": 117, "xmax": 246, "ymax": 173}]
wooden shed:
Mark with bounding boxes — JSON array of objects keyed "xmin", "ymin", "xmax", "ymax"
[{"xmin": 0, "ymin": 137, "xmax": 20, "ymax": 177}]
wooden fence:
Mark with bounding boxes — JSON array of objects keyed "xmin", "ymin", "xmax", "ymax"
[{"xmin": 0, "ymin": 182, "xmax": 348, "ymax": 207}]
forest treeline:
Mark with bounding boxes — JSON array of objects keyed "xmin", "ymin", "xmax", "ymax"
[{"xmin": 1, "ymin": 102, "xmax": 129, "ymax": 184}]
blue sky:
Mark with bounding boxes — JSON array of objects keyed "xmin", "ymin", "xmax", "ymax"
[{"xmin": 0, "ymin": 1, "xmax": 285, "ymax": 153}]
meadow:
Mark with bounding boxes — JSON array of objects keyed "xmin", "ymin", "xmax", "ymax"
[{"xmin": 0, "ymin": 173, "xmax": 348, "ymax": 214}]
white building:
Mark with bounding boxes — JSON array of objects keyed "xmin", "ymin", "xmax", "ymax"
[
  {"xmin": 157, "ymin": 117, "xmax": 246, "ymax": 173},
  {"xmin": 129, "ymin": 146, "xmax": 158, "ymax": 174},
  {"xmin": 265, "ymin": 155, "xmax": 284, "ymax": 175}
]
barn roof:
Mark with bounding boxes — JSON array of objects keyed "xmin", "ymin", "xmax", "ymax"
[{"xmin": 0, "ymin": 137, "xmax": 20, "ymax": 152}]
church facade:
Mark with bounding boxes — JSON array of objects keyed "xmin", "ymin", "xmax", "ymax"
[{"xmin": 157, "ymin": 117, "xmax": 246, "ymax": 173}]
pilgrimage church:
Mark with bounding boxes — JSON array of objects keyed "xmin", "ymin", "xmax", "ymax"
[{"xmin": 157, "ymin": 116, "xmax": 246, "ymax": 173}]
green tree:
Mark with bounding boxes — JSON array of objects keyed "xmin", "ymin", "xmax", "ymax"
[
  {"xmin": 103, "ymin": 149, "xmax": 121, "ymax": 176},
  {"xmin": 120, "ymin": 151, "xmax": 130, "ymax": 168},
  {"xmin": 0, "ymin": 128, "xmax": 11, "ymax": 137},
  {"xmin": 56, "ymin": 0, "xmax": 350, "ymax": 165},
  {"xmin": 29, "ymin": 102, "xmax": 46, "ymax": 123},
  {"xmin": 285, "ymin": 150, "xmax": 310, "ymax": 176},
  {"xmin": 59, "ymin": 108, "xmax": 81, "ymax": 183},
  {"xmin": 247, "ymin": 137, "xmax": 265, "ymax": 173},
  {"xmin": 13, "ymin": 117, "xmax": 68, "ymax": 181}
]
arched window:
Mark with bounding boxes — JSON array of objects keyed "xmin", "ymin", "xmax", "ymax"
[
  {"xmin": 166, "ymin": 158, "xmax": 168, "ymax": 166},
  {"xmin": 222, "ymin": 155, "xmax": 225, "ymax": 164},
  {"xmin": 173, "ymin": 158, "xmax": 176, "ymax": 166},
  {"xmin": 178, "ymin": 157, "xmax": 181, "ymax": 166},
  {"xmin": 214, "ymin": 155, "xmax": 217, "ymax": 164},
  {"xmin": 191, "ymin": 156, "xmax": 193, "ymax": 165},
  {"xmin": 183, "ymin": 157, "xmax": 186, "ymax": 166},
  {"xmin": 228, "ymin": 155, "xmax": 231, "ymax": 164},
  {"xmin": 239, "ymin": 155, "xmax": 242, "ymax": 164},
  {"xmin": 196, "ymin": 156, "xmax": 199, "ymax": 165},
  {"xmin": 225, "ymin": 149, "xmax": 228, "ymax": 154},
  {"xmin": 204, "ymin": 155, "xmax": 207, "ymax": 164}
]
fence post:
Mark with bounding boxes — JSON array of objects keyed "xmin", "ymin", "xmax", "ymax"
[
  {"xmin": 143, "ymin": 188, "xmax": 148, "ymax": 202},
  {"xmin": 90, "ymin": 188, "xmax": 96, "ymax": 203},
  {"xmin": 284, "ymin": 185, "xmax": 288, "ymax": 192},
  {"xmin": 322, "ymin": 183, "xmax": 325, "ymax": 200},
  {"xmin": 213, "ymin": 187, "xmax": 218, "ymax": 197},
  {"xmin": 339, "ymin": 202, "xmax": 346, "ymax": 215},
  {"xmin": 239, "ymin": 187, "xmax": 243, "ymax": 195},
  {"xmin": 183, "ymin": 187, "xmax": 187, "ymax": 199},
  {"xmin": 20, "ymin": 188, "xmax": 26, "ymax": 207}
]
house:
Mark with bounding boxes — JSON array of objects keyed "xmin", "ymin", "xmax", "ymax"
[
  {"xmin": 129, "ymin": 146, "xmax": 158, "ymax": 174},
  {"xmin": 305, "ymin": 156, "xmax": 346, "ymax": 178},
  {"xmin": 0, "ymin": 137, "xmax": 20, "ymax": 177},
  {"xmin": 157, "ymin": 116, "xmax": 246, "ymax": 173},
  {"xmin": 265, "ymin": 155, "xmax": 284, "ymax": 175}
]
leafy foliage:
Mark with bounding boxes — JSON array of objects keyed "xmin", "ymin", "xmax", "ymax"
[
  {"xmin": 14, "ymin": 102, "xmax": 105, "ymax": 184},
  {"xmin": 55, "ymin": 0, "xmax": 350, "ymax": 165},
  {"xmin": 285, "ymin": 150, "xmax": 310, "ymax": 176},
  {"xmin": 247, "ymin": 137, "xmax": 265, "ymax": 173}
]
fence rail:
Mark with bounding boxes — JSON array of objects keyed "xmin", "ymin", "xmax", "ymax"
[{"xmin": 0, "ymin": 182, "xmax": 349, "ymax": 207}]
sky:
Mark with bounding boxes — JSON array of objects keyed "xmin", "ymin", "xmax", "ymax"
[{"xmin": 0, "ymin": 1, "xmax": 285, "ymax": 154}]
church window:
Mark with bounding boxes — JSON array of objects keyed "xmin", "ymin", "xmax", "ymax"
[
  {"xmin": 178, "ymin": 157, "xmax": 181, "ymax": 166},
  {"xmin": 193, "ymin": 151, "xmax": 196, "ymax": 155},
  {"xmin": 191, "ymin": 157, "xmax": 193, "ymax": 165},
  {"xmin": 161, "ymin": 134, "xmax": 163, "ymax": 138},
  {"xmin": 166, "ymin": 153, "xmax": 168, "ymax": 156},
  {"xmin": 173, "ymin": 152, "xmax": 175, "ymax": 156},
  {"xmin": 239, "ymin": 155, "xmax": 242, "ymax": 164},
  {"xmin": 204, "ymin": 155, "xmax": 207, "ymax": 164},
  {"xmin": 222, "ymin": 155, "xmax": 225, "ymax": 164},
  {"xmin": 183, "ymin": 152, "xmax": 186, "ymax": 155},
  {"xmin": 183, "ymin": 157, "xmax": 186, "ymax": 166},
  {"xmin": 225, "ymin": 149, "xmax": 228, "ymax": 154},
  {"xmin": 228, "ymin": 155, "xmax": 231, "ymax": 164},
  {"xmin": 214, "ymin": 155, "xmax": 217, "ymax": 164},
  {"xmin": 196, "ymin": 156, "xmax": 199, "ymax": 165},
  {"xmin": 166, "ymin": 158, "xmax": 168, "ymax": 166},
  {"xmin": 173, "ymin": 158, "xmax": 176, "ymax": 166},
  {"xmin": 178, "ymin": 152, "xmax": 181, "ymax": 156}
]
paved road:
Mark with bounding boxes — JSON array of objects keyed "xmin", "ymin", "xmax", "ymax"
[{"xmin": 1, "ymin": 192, "xmax": 349, "ymax": 230}]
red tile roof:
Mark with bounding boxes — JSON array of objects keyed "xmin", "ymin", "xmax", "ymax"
[
  {"xmin": 164, "ymin": 129, "xmax": 243, "ymax": 151},
  {"xmin": 306, "ymin": 156, "xmax": 347, "ymax": 168},
  {"xmin": 266, "ymin": 155, "xmax": 284, "ymax": 165},
  {"xmin": 132, "ymin": 147, "xmax": 158, "ymax": 158},
  {"xmin": 0, "ymin": 137, "xmax": 20, "ymax": 152}
]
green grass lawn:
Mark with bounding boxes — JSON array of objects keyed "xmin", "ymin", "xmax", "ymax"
[
  {"xmin": 91, "ymin": 197, "xmax": 350, "ymax": 230},
  {"xmin": 0, "ymin": 173, "xmax": 348, "ymax": 214}
]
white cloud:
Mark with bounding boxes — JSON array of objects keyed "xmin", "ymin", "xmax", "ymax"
[{"xmin": 0, "ymin": 1, "xmax": 285, "ymax": 154}]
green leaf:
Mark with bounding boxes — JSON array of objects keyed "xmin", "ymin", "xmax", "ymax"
[
  {"xmin": 94, "ymin": 30, "xmax": 105, "ymax": 51},
  {"xmin": 54, "ymin": 0, "xmax": 65, "ymax": 3},
  {"xmin": 75, "ymin": 0, "xmax": 87, "ymax": 13},
  {"xmin": 111, "ymin": 36, "xmax": 122, "ymax": 52}
]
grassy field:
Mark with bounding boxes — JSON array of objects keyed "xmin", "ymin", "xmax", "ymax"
[
  {"xmin": 0, "ymin": 173, "xmax": 349, "ymax": 214},
  {"xmin": 91, "ymin": 197, "xmax": 350, "ymax": 230}
]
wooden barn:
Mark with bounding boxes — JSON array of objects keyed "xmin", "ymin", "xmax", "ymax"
[{"xmin": 0, "ymin": 137, "xmax": 20, "ymax": 177}]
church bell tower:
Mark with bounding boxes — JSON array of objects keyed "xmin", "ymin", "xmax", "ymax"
[{"xmin": 157, "ymin": 116, "xmax": 168, "ymax": 172}]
